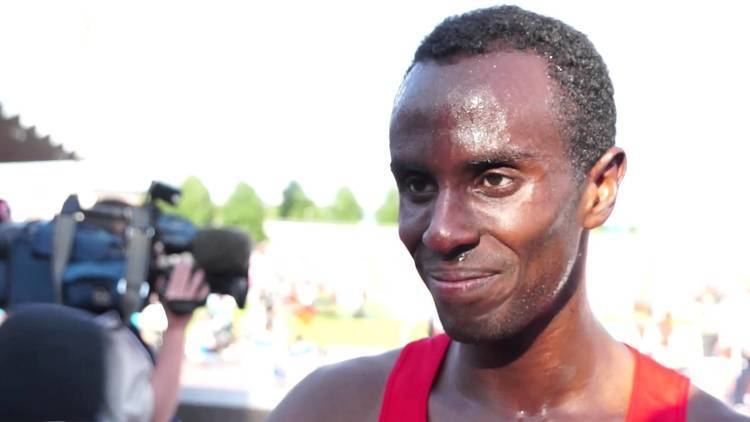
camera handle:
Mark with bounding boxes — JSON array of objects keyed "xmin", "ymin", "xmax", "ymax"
[
  {"xmin": 162, "ymin": 298, "xmax": 207, "ymax": 315},
  {"xmin": 121, "ymin": 207, "xmax": 154, "ymax": 319},
  {"xmin": 51, "ymin": 195, "xmax": 81, "ymax": 304}
]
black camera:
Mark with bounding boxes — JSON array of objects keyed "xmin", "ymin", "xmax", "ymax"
[{"xmin": 0, "ymin": 182, "xmax": 250, "ymax": 318}]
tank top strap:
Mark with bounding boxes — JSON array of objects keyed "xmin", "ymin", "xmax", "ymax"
[
  {"xmin": 378, "ymin": 334, "xmax": 451, "ymax": 422},
  {"xmin": 625, "ymin": 345, "xmax": 690, "ymax": 422}
]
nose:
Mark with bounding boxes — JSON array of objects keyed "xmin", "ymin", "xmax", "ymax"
[{"xmin": 421, "ymin": 189, "xmax": 480, "ymax": 259}]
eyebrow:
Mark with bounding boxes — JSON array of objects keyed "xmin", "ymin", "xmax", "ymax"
[
  {"xmin": 390, "ymin": 160, "xmax": 426, "ymax": 175},
  {"xmin": 466, "ymin": 148, "xmax": 540, "ymax": 167},
  {"xmin": 390, "ymin": 148, "xmax": 540, "ymax": 175}
]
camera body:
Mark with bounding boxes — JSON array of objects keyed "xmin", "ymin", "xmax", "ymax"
[{"xmin": 0, "ymin": 182, "xmax": 250, "ymax": 318}]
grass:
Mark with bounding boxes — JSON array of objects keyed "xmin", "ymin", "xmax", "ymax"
[{"xmin": 285, "ymin": 313, "xmax": 429, "ymax": 348}]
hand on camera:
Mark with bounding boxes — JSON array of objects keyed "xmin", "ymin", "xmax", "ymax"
[{"xmin": 158, "ymin": 255, "xmax": 209, "ymax": 328}]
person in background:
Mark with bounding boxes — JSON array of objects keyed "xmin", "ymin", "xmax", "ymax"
[
  {"xmin": 696, "ymin": 286, "xmax": 723, "ymax": 357},
  {"xmin": 717, "ymin": 280, "xmax": 750, "ymax": 407},
  {"xmin": 0, "ymin": 257, "xmax": 207, "ymax": 422},
  {"xmin": 0, "ymin": 199, "xmax": 11, "ymax": 223}
]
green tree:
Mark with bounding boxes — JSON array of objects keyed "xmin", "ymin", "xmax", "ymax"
[
  {"xmin": 326, "ymin": 187, "xmax": 363, "ymax": 223},
  {"xmin": 160, "ymin": 176, "xmax": 215, "ymax": 226},
  {"xmin": 221, "ymin": 182, "xmax": 267, "ymax": 242},
  {"xmin": 375, "ymin": 188, "xmax": 399, "ymax": 225},
  {"xmin": 279, "ymin": 181, "xmax": 319, "ymax": 220}
]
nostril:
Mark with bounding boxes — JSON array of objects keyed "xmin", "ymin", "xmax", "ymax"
[
  {"xmin": 445, "ymin": 244, "xmax": 474, "ymax": 262},
  {"xmin": 422, "ymin": 222, "xmax": 479, "ymax": 259}
]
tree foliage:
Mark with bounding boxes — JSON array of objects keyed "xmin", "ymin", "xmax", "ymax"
[
  {"xmin": 221, "ymin": 182, "xmax": 267, "ymax": 242},
  {"xmin": 325, "ymin": 187, "xmax": 363, "ymax": 223},
  {"xmin": 279, "ymin": 181, "xmax": 319, "ymax": 220},
  {"xmin": 375, "ymin": 188, "xmax": 399, "ymax": 225},
  {"xmin": 160, "ymin": 176, "xmax": 215, "ymax": 226}
]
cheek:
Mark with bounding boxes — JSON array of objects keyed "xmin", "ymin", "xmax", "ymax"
[
  {"xmin": 515, "ymin": 201, "xmax": 581, "ymax": 284},
  {"xmin": 398, "ymin": 202, "xmax": 428, "ymax": 256},
  {"xmin": 476, "ymin": 203, "xmax": 557, "ymax": 248},
  {"xmin": 477, "ymin": 190, "xmax": 578, "ymax": 266}
]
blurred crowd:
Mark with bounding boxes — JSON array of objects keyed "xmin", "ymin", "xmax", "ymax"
[
  {"xmin": 2, "ymin": 195, "xmax": 750, "ymax": 413},
  {"xmin": 609, "ymin": 284, "xmax": 750, "ymax": 410},
  {"xmin": 135, "ymin": 243, "xmax": 750, "ymax": 411}
]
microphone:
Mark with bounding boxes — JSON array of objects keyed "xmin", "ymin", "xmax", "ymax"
[
  {"xmin": 191, "ymin": 228, "xmax": 251, "ymax": 276},
  {"xmin": 190, "ymin": 228, "xmax": 251, "ymax": 308}
]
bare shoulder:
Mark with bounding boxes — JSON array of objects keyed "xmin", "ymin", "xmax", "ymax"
[
  {"xmin": 687, "ymin": 385, "xmax": 750, "ymax": 422},
  {"xmin": 265, "ymin": 348, "xmax": 401, "ymax": 422}
]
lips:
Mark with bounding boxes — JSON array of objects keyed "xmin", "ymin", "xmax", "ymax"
[
  {"xmin": 424, "ymin": 268, "xmax": 502, "ymax": 302},
  {"xmin": 428, "ymin": 269, "xmax": 497, "ymax": 282}
]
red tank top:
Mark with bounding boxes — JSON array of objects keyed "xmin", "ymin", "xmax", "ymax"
[{"xmin": 378, "ymin": 334, "xmax": 690, "ymax": 422}]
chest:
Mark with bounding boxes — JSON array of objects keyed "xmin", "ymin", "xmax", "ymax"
[{"xmin": 426, "ymin": 389, "xmax": 626, "ymax": 422}]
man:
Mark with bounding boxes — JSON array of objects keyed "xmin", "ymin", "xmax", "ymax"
[
  {"xmin": 0, "ymin": 258, "xmax": 207, "ymax": 422},
  {"xmin": 268, "ymin": 6, "xmax": 746, "ymax": 421}
]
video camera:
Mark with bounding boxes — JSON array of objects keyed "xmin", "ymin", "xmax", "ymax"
[{"xmin": 0, "ymin": 182, "xmax": 250, "ymax": 319}]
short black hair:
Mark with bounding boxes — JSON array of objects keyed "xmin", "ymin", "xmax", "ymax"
[{"xmin": 412, "ymin": 5, "xmax": 616, "ymax": 175}]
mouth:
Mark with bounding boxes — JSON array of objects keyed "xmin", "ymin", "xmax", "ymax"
[{"xmin": 425, "ymin": 269, "xmax": 502, "ymax": 302}]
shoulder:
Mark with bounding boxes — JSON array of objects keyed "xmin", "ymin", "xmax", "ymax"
[
  {"xmin": 687, "ymin": 385, "xmax": 750, "ymax": 422},
  {"xmin": 266, "ymin": 348, "xmax": 402, "ymax": 422}
]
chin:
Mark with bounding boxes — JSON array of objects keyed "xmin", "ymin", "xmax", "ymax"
[{"xmin": 437, "ymin": 308, "xmax": 530, "ymax": 344}]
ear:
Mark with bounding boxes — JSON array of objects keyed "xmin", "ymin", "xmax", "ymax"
[{"xmin": 580, "ymin": 147, "xmax": 627, "ymax": 229}]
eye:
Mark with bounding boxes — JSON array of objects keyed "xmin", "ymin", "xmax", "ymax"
[
  {"xmin": 399, "ymin": 174, "xmax": 437, "ymax": 201},
  {"xmin": 481, "ymin": 173, "xmax": 512, "ymax": 188},
  {"xmin": 406, "ymin": 176, "xmax": 434, "ymax": 194},
  {"xmin": 476, "ymin": 171, "xmax": 517, "ymax": 196},
  {"xmin": 406, "ymin": 177, "xmax": 430, "ymax": 193}
]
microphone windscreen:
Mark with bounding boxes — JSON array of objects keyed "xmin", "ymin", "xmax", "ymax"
[{"xmin": 191, "ymin": 228, "xmax": 251, "ymax": 275}]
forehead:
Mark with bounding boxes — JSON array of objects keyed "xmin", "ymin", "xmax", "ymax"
[{"xmin": 390, "ymin": 51, "xmax": 565, "ymax": 162}]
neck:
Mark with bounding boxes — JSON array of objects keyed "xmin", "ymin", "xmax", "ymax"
[{"xmin": 447, "ymin": 236, "xmax": 631, "ymax": 416}]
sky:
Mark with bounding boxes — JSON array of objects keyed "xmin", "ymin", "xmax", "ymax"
[{"xmin": 1, "ymin": 0, "xmax": 750, "ymax": 280}]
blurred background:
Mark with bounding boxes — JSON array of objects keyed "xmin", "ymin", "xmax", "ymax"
[{"xmin": 1, "ymin": 0, "xmax": 750, "ymax": 419}]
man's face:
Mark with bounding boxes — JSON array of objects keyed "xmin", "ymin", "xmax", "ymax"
[{"xmin": 390, "ymin": 51, "xmax": 586, "ymax": 343}]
